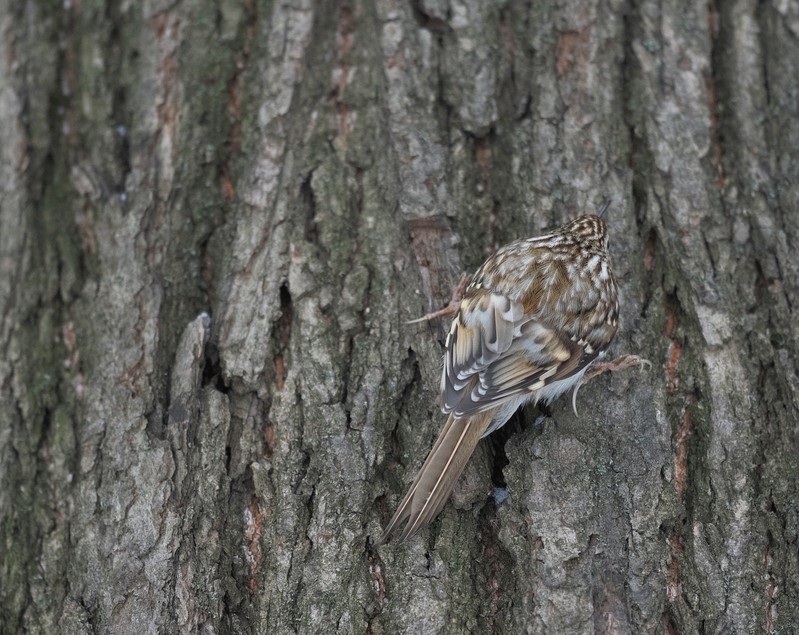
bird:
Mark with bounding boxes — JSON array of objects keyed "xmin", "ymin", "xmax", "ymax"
[{"xmin": 382, "ymin": 202, "xmax": 624, "ymax": 542}]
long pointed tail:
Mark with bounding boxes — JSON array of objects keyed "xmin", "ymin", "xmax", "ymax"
[{"xmin": 381, "ymin": 411, "xmax": 491, "ymax": 542}]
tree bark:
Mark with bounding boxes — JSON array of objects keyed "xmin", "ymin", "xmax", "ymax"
[{"xmin": 1, "ymin": 0, "xmax": 797, "ymax": 633}]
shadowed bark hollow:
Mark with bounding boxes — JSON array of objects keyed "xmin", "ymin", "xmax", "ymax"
[{"xmin": 1, "ymin": 0, "xmax": 797, "ymax": 633}]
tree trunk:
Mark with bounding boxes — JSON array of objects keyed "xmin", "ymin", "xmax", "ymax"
[{"xmin": 1, "ymin": 0, "xmax": 797, "ymax": 633}]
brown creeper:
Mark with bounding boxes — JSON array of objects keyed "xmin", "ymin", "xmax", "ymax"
[{"xmin": 382, "ymin": 205, "xmax": 622, "ymax": 542}]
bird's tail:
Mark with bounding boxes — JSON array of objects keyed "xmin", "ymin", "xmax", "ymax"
[{"xmin": 381, "ymin": 411, "xmax": 491, "ymax": 542}]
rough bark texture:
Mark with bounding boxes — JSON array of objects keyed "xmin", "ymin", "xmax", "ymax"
[{"xmin": 1, "ymin": 0, "xmax": 797, "ymax": 633}]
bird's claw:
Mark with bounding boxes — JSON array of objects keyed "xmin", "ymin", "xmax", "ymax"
[
  {"xmin": 572, "ymin": 354, "xmax": 651, "ymax": 416},
  {"xmin": 583, "ymin": 354, "xmax": 651, "ymax": 381},
  {"xmin": 406, "ymin": 273, "xmax": 470, "ymax": 324}
]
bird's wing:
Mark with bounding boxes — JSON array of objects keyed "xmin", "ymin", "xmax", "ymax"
[{"xmin": 442, "ymin": 290, "xmax": 599, "ymax": 417}]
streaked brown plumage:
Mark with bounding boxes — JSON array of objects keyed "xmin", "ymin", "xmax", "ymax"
[{"xmin": 382, "ymin": 207, "xmax": 620, "ymax": 542}]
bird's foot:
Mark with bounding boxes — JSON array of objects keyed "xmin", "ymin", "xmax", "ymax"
[
  {"xmin": 571, "ymin": 355, "xmax": 651, "ymax": 416},
  {"xmin": 584, "ymin": 354, "xmax": 651, "ymax": 381},
  {"xmin": 406, "ymin": 273, "xmax": 470, "ymax": 324}
]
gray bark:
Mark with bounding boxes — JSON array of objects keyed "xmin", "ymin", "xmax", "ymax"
[{"xmin": 1, "ymin": 0, "xmax": 797, "ymax": 633}]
